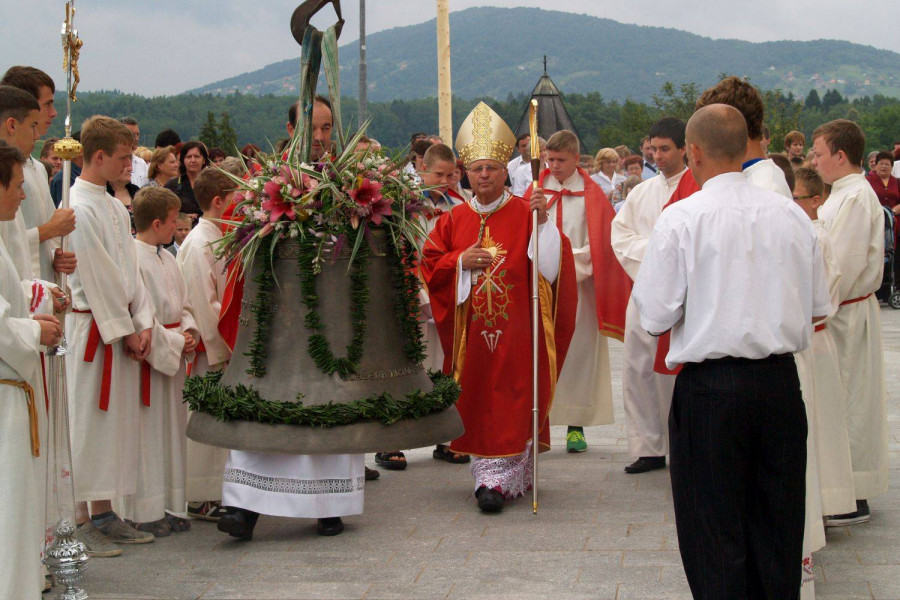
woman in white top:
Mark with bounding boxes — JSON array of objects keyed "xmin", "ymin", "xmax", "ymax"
[{"xmin": 591, "ymin": 147, "xmax": 626, "ymax": 202}]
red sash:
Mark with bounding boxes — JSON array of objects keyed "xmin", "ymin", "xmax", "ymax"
[
  {"xmin": 73, "ymin": 309, "xmax": 114, "ymax": 411},
  {"xmin": 839, "ymin": 293, "xmax": 872, "ymax": 306},
  {"xmin": 652, "ymin": 170, "xmax": 701, "ymax": 375},
  {"xmin": 140, "ymin": 322, "xmax": 182, "ymax": 407},
  {"xmin": 814, "ymin": 322, "xmax": 827, "ymax": 333},
  {"xmin": 524, "ymin": 168, "xmax": 631, "ymax": 340}
]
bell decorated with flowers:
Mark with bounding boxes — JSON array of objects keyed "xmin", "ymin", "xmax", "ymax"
[
  {"xmin": 184, "ymin": 136, "xmax": 464, "ymax": 454},
  {"xmin": 185, "ymin": 233, "xmax": 464, "ymax": 454}
]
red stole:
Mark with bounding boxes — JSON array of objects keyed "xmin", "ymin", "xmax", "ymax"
[
  {"xmin": 653, "ymin": 169, "xmax": 701, "ymax": 375},
  {"xmin": 421, "ymin": 196, "xmax": 577, "ymax": 456},
  {"xmin": 217, "ymin": 198, "xmax": 244, "ymax": 352},
  {"xmin": 524, "ymin": 168, "xmax": 631, "ymax": 341}
]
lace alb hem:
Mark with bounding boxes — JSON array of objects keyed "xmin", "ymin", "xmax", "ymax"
[{"xmin": 223, "ymin": 468, "xmax": 365, "ymax": 495}]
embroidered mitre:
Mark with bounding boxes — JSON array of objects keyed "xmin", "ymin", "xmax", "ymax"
[{"xmin": 455, "ymin": 102, "xmax": 516, "ymax": 168}]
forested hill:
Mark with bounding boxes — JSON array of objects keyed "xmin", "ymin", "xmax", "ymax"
[{"xmin": 188, "ymin": 6, "xmax": 900, "ymax": 102}]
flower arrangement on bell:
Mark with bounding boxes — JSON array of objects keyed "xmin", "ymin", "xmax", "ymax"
[{"xmin": 217, "ymin": 131, "xmax": 427, "ymax": 274}]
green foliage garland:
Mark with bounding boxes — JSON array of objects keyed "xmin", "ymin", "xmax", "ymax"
[
  {"xmin": 299, "ymin": 236, "xmax": 370, "ymax": 376},
  {"xmin": 245, "ymin": 242, "xmax": 277, "ymax": 377},
  {"xmin": 389, "ymin": 235, "xmax": 427, "ymax": 365},
  {"xmin": 184, "ymin": 369, "xmax": 460, "ymax": 428}
]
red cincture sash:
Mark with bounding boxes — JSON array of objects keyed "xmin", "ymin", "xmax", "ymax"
[
  {"xmin": 73, "ymin": 309, "xmax": 114, "ymax": 411},
  {"xmin": 814, "ymin": 323, "xmax": 827, "ymax": 333},
  {"xmin": 140, "ymin": 322, "xmax": 182, "ymax": 407},
  {"xmin": 839, "ymin": 293, "xmax": 872, "ymax": 306}
]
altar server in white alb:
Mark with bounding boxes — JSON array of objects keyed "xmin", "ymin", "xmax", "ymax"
[
  {"xmin": 0, "ymin": 86, "xmax": 62, "ymax": 312},
  {"xmin": 1, "ymin": 66, "xmax": 77, "ymax": 281},
  {"xmin": 812, "ymin": 119, "xmax": 888, "ymax": 525},
  {"xmin": 176, "ymin": 167, "xmax": 233, "ymax": 521},
  {"xmin": 611, "ymin": 117, "xmax": 688, "ymax": 473},
  {"xmin": 133, "ymin": 186, "xmax": 200, "ymax": 537},
  {"xmin": 0, "ymin": 142, "xmax": 62, "ymax": 600},
  {"xmin": 695, "ymin": 76, "xmax": 792, "ymax": 198},
  {"xmin": 67, "ymin": 116, "xmax": 156, "ymax": 556},
  {"xmin": 634, "ymin": 104, "xmax": 833, "ymax": 600},
  {"xmin": 524, "ymin": 130, "xmax": 616, "ymax": 453}
]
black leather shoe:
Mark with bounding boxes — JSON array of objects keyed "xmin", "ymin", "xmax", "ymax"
[
  {"xmin": 475, "ymin": 486, "xmax": 504, "ymax": 513},
  {"xmin": 365, "ymin": 466, "xmax": 380, "ymax": 481},
  {"xmin": 216, "ymin": 507, "xmax": 259, "ymax": 540},
  {"xmin": 317, "ymin": 517, "xmax": 344, "ymax": 536},
  {"xmin": 624, "ymin": 456, "xmax": 666, "ymax": 474}
]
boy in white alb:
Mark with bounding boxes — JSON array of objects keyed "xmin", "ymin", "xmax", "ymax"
[
  {"xmin": 812, "ymin": 119, "xmax": 888, "ymax": 525},
  {"xmin": 176, "ymin": 167, "xmax": 232, "ymax": 520},
  {"xmin": 132, "ymin": 187, "xmax": 199, "ymax": 535},
  {"xmin": 67, "ymin": 116, "xmax": 155, "ymax": 556},
  {"xmin": 1, "ymin": 66, "xmax": 77, "ymax": 281},
  {"xmin": 0, "ymin": 141, "xmax": 62, "ymax": 600}
]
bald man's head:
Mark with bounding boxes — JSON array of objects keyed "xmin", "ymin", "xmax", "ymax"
[{"xmin": 686, "ymin": 104, "xmax": 748, "ymax": 162}]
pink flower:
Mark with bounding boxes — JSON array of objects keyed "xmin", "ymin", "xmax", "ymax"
[
  {"xmin": 262, "ymin": 179, "xmax": 296, "ymax": 222},
  {"xmin": 349, "ymin": 178, "xmax": 392, "ymax": 225}
]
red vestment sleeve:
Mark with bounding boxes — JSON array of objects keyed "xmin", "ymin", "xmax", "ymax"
[
  {"xmin": 420, "ymin": 211, "xmax": 465, "ymax": 374},
  {"xmin": 653, "ymin": 169, "xmax": 702, "ymax": 375},
  {"xmin": 217, "ymin": 199, "xmax": 244, "ymax": 352}
]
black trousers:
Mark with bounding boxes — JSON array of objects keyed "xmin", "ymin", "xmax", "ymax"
[{"xmin": 669, "ymin": 354, "xmax": 807, "ymax": 600}]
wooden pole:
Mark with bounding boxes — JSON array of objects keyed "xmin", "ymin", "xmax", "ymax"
[
  {"xmin": 358, "ymin": 0, "xmax": 367, "ymax": 126},
  {"xmin": 435, "ymin": 0, "xmax": 452, "ymax": 143}
]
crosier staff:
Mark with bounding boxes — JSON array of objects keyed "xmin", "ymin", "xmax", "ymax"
[
  {"xmin": 43, "ymin": 3, "xmax": 90, "ymax": 598},
  {"xmin": 528, "ymin": 99, "xmax": 540, "ymax": 514}
]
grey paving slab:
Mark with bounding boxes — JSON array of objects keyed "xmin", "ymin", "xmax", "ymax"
[{"xmin": 64, "ymin": 307, "xmax": 900, "ymax": 599}]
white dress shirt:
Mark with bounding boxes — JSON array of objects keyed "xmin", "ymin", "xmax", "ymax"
[
  {"xmin": 509, "ymin": 160, "xmax": 534, "ymax": 196},
  {"xmin": 633, "ymin": 171, "xmax": 833, "ymax": 368},
  {"xmin": 131, "ymin": 154, "xmax": 149, "ymax": 188}
]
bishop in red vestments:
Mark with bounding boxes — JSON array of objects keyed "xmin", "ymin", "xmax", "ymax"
[{"xmin": 421, "ymin": 102, "xmax": 576, "ymax": 513}]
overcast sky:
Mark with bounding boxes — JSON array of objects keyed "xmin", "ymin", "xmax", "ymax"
[{"xmin": 2, "ymin": 1, "xmax": 897, "ymax": 97}]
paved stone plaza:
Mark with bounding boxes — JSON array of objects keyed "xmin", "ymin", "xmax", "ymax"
[{"xmin": 77, "ymin": 307, "xmax": 900, "ymax": 600}]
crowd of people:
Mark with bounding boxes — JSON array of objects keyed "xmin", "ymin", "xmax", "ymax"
[{"xmin": 0, "ymin": 62, "xmax": 894, "ymax": 600}]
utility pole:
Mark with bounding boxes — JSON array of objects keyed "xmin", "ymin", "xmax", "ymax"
[
  {"xmin": 436, "ymin": 0, "xmax": 452, "ymax": 143},
  {"xmin": 358, "ymin": 0, "xmax": 367, "ymax": 126}
]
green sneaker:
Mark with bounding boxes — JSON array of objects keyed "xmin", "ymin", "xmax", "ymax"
[{"xmin": 566, "ymin": 427, "xmax": 587, "ymax": 453}]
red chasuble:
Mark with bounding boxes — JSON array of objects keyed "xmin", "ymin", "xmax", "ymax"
[
  {"xmin": 652, "ymin": 169, "xmax": 701, "ymax": 375},
  {"xmin": 421, "ymin": 195, "xmax": 577, "ymax": 457},
  {"xmin": 524, "ymin": 167, "xmax": 631, "ymax": 341}
]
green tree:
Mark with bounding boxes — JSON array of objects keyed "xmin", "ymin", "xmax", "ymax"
[
  {"xmin": 198, "ymin": 111, "xmax": 220, "ymax": 149},
  {"xmin": 651, "ymin": 82, "xmax": 700, "ymax": 121},
  {"xmin": 822, "ymin": 89, "xmax": 844, "ymax": 110},
  {"xmin": 804, "ymin": 89, "xmax": 821, "ymax": 110},
  {"xmin": 219, "ymin": 111, "xmax": 238, "ymax": 155}
]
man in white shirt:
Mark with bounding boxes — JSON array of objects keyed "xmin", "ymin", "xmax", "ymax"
[
  {"xmin": 812, "ymin": 119, "xmax": 889, "ymax": 525},
  {"xmin": 507, "ymin": 133, "xmax": 534, "ymax": 196},
  {"xmin": 119, "ymin": 117, "xmax": 149, "ymax": 187},
  {"xmin": 634, "ymin": 104, "xmax": 832, "ymax": 600},
  {"xmin": 611, "ymin": 117, "xmax": 688, "ymax": 474},
  {"xmin": 639, "ymin": 136, "xmax": 657, "ymax": 180}
]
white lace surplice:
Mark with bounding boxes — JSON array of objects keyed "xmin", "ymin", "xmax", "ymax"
[{"xmin": 470, "ymin": 442, "xmax": 533, "ymax": 499}]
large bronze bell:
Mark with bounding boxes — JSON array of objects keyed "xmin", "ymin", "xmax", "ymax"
[{"xmin": 186, "ymin": 233, "xmax": 464, "ymax": 454}]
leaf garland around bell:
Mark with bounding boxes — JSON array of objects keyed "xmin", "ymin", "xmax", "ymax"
[
  {"xmin": 299, "ymin": 235, "xmax": 370, "ymax": 376},
  {"xmin": 389, "ymin": 235, "xmax": 426, "ymax": 365},
  {"xmin": 184, "ymin": 369, "xmax": 461, "ymax": 428},
  {"xmin": 244, "ymin": 240, "xmax": 278, "ymax": 377}
]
